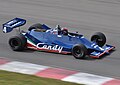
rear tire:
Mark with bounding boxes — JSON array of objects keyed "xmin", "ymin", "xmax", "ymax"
[
  {"xmin": 9, "ymin": 34, "xmax": 27, "ymax": 51},
  {"xmin": 28, "ymin": 23, "xmax": 42, "ymax": 31},
  {"xmin": 72, "ymin": 44, "xmax": 87, "ymax": 59},
  {"xmin": 91, "ymin": 32, "xmax": 106, "ymax": 47}
]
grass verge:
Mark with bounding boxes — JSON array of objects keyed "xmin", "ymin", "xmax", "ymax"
[{"xmin": 0, "ymin": 70, "xmax": 83, "ymax": 85}]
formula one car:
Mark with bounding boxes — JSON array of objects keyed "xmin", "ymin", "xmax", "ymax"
[{"xmin": 2, "ymin": 18, "xmax": 115, "ymax": 59}]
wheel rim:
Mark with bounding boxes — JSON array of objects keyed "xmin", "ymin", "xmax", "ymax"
[
  {"xmin": 92, "ymin": 36, "xmax": 102, "ymax": 45},
  {"xmin": 74, "ymin": 48, "xmax": 84, "ymax": 58},
  {"xmin": 10, "ymin": 39, "xmax": 20, "ymax": 48}
]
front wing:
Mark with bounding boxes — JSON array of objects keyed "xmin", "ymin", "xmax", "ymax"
[{"xmin": 90, "ymin": 45, "xmax": 115, "ymax": 58}]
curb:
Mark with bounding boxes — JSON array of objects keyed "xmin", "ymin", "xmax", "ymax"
[{"xmin": 0, "ymin": 58, "xmax": 120, "ymax": 85}]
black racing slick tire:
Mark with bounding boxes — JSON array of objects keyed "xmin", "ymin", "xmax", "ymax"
[
  {"xmin": 72, "ymin": 44, "xmax": 87, "ymax": 59},
  {"xmin": 9, "ymin": 34, "xmax": 27, "ymax": 51},
  {"xmin": 28, "ymin": 23, "xmax": 42, "ymax": 31},
  {"xmin": 91, "ymin": 32, "xmax": 106, "ymax": 47}
]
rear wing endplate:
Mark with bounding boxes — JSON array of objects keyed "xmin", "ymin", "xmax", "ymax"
[{"xmin": 3, "ymin": 18, "xmax": 26, "ymax": 33}]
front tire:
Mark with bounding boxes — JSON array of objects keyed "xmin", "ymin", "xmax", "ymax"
[
  {"xmin": 91, "ymin": 32, "xmax": 106, "ymax": 47},
  {"xmin": 9, "ymin": 34, "xmax": 27, "ymax": 51},
  {"xmin": 72, "ymin": 44, "xmax": 87, "ymax": 59}
]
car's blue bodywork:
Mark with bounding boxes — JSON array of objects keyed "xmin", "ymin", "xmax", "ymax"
[{"xmin": 3, "ymin": 18, "xmax": 115, "ymax": 58}]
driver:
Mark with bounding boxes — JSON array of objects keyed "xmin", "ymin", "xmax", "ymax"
[
  {"xmin": 56, "ymin": 25, "xmax": 68, "ymax": 35},
  {"xmin": 46, "ymin": 25, "xmax": 69, "ymax": 35},
  {"xmin": 61, "ymin": 27, "xmax": 68, "ymax": 35}
]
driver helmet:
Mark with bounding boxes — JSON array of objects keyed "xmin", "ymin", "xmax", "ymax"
[
  {"xmin": 62, "ymin": 27, "xmax": 68, "ymax": 31},
  {"xmin": 62, "ymin": 27, "xmax": 68, "ymax": 35}
]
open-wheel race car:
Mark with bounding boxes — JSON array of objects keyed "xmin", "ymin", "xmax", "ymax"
[{"xmin": 2, "ymin": 18, "xmax": 115, "ymax": 59}]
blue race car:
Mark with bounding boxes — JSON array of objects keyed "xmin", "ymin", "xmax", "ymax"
[{"xmin": 2, "ymin": 18, "xmax": 115, "ymax": 59}]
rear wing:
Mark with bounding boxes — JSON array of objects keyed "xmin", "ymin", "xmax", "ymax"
[{"xmin": 3, "ymin": 18, "xmax": 26, "ymax": 33}]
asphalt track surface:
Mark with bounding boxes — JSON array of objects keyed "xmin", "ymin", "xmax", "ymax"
[{"xmin": 0, "ymin": 0, "xmax": 120, "ymax": 79}]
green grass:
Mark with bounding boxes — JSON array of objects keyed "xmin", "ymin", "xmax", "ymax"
[{"xmin": 0, "ymin": 70, "xmax": 83, "ymax": 85}]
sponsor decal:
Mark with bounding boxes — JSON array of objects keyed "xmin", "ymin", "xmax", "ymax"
[
  {"xmin": 37, "ymin": 43, "xmax": 63, "ymax": 53},
  {"xmin": 7, "ymin": 20, "xmax": 16, "ymax": 24},
  {"xmin": 11, "ymin": 21, "xmax": 21, "ymax": 27}
]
